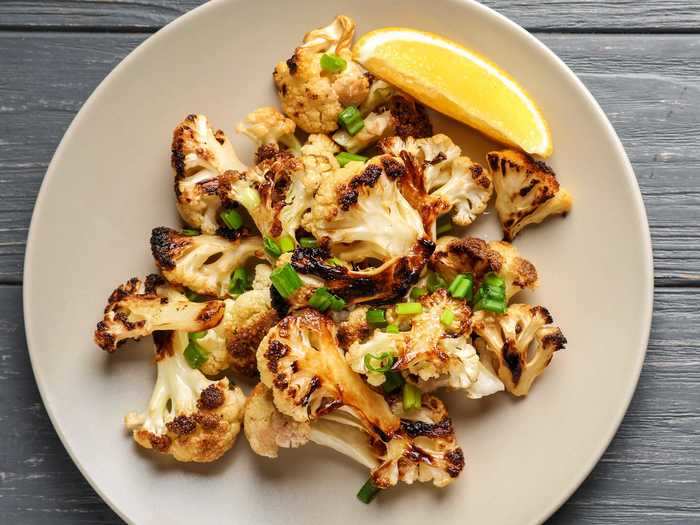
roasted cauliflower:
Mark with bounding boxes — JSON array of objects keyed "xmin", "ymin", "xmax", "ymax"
[
  {"xmin": 124, "ymin": 331, "xmax": 246, "ymax": 462},
  {"xmin": 237, "ymin": 106, "xmax": 301, "ymax": 154},
  {"xmin": 150, "ymin": 227, "xmax": 264, "ymax": 298},
  {"xmin": 94, "ymin": 274, "xmax": 224, "ymax": 352},
  {"xmin": 487, "ymin": 149, "xmax": 573, "ymax": 241},
  {"xmin": 430, "ymin": 236, "xmax": 538, "ymax": 301},
  {"xmin": 472, "ymin": 304, "xmax": 567, "ymax": 396},
  {"xmin": 171, "ymin": 114, "xmax": 248, "ymax": 234},
  {"xmin": 273, "ymin": 15, "xmax": 370, "ymax": 134}
]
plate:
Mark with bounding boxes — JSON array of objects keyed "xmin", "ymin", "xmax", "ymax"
[{"xmin": 23, "ymin": 0, "xmax": 653, "ymax": 523}]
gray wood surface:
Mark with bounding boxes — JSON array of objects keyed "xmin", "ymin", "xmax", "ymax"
[{"xmin": 0, "ymin": 1, "xmax": 699, "ymax": 524}]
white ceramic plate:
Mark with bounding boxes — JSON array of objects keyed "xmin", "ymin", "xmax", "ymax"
[{"xmin": 24, "ymin": 1, "xmax": 653, "ymax": 523}]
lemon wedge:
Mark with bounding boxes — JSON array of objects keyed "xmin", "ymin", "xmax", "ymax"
[{"xmin": 353, "ymin": 28, "xmax": 552, "ymax": 157}]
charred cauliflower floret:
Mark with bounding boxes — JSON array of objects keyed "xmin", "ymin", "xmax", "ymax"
[
  {"xmin": 94, "ymin": 274, "xmax": 224, "ymax": 352},
  {"xmin": 236, "ymin": 106, "xmax": 301, "ymax": 154},
  {"xmin": 273, "ymin": 16, "xmax": 369, "ymax": 134},
  {"xmin": 487, "ymin": 150, "xmax": 573, "ymax": 241},
  {"xmin": 124, "ymin": 331, "xmax": 246, "ymax": 462},
  {"xmin": 303, "ymin": 157, "xmax": 426, "ymax": 262},
  {"xmin": 300, "ymin": 133, "xmax": 340, "ymax": 192},
  {"xmin": 150, "ymin": 227, "xmax": 264, "ymax": 298},
  {"xmin": 333, "ymin": 94, "xmax": 433, "ymax": 153},
  {"xmin": 346, "ymin": 289, "xmax": 503, "ymax": 398},
  {"xmin": 472, "ymin": 304, "xmax": 567, "ymax": 396},
  {"xmin": 381, "ymin": 134, "xmax": 492, "ymax": 229},
  {"xmin": 171, "ymin": 114, "xmax": 248, "ymax": 234},
  {"xmin": 244, "ymin": 383, "xmax": 311, "ymax": 458},
  {"xmin": 430, "ymin": 236, "xmax": 538, "ymax": 301},
  {"xmin": 257, "ymin": 308, "xmax": 399, "ymax": 434}
]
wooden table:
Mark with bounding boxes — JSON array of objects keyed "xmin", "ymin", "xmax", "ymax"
[{"xmin": 1, "ymin": 1, "xmax": 698, "ymax": 523}]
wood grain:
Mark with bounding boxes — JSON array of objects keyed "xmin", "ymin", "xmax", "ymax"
[
  {"xmin": 0, "ymin": 32, "xmax": 698, "ymax": 284},
  {"xmin": 1, "ymin": 285, "xmax": 698, "ymax": 523},
  {"xmin": 0, "ymin": 1, "xmax": 699, "ymax": 31}
]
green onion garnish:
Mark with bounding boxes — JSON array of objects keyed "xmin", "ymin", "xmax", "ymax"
[
  {"xmin": 383, "ymin": 371, "xmax": 405, "ymax": 393},
  {"xmin": 366, "ymin": 309, "xmax": 387, "ymax": 327},
  {"xmin": 184, "ymin": 342, "xmax": 208, "ymax": 369},
  {"xmin": 338, "ymin": 106, "xmax": 364, "ymax": 136},
  {"xmin": 335, "ymin": 152, "xmax": 368, "ymax": 167},
  {"xmin": 330, "ymin": 295, "xmax": 347, "ymax": 312},
  {"xmin": 402, "ymin": 383, "xmax": 422, "ymax": 411},
  {"xmin": 182, "ymin": 228, "xmax": 200, "ymax": 236},
  {"xmin": 447, "ymin": 273, "xmax": 474, "ymax": 300},
  {"xmin": 299, "ymin": 237, "xmax": 319, "ymax": 248},
  {"xmin": 270, "ymin": 263, "xmax": 303, "ymax": 299},
  {"xmin": 308, "ymin": 287, "xmax": 345, "ymax": 312},
  {"xmin": 184, "ymin": 289, "xmax": 207, "ymax": 302},
  {"xmin": 264, "ymin": 236, "xmax": 282, "ymax": 258},
  {"xmin": 473, "ymin": 273, "xmax": 507, "ymax": 313},
  {"xmin": 228, "ymin": 267, "xmax": 251, "ymax": 296},
  {"xmin": 320, "ymin": 52, "xmax": 347, "ymax": 73},
  {"xmin": 364, "ymin": 352, "xmax": 395, "ymax": 373},
  {"xmin": 356, "ymin": 478, "xmax": 380, "ymax": 504},
  {"xmin": 278, "ymin": 235, "xmax": 295, "ymax": 253},
  {"xmin": 440, "ymin": 308, "xmax": 455, "ymax": 327},
  {"xmin": 189, "ymin": 331, "xmax": 207, "ymax": 341},
  {"xmin": 395, "ymin": 302, "xmax": 423, "ymax": 316},
  {"xmin": 326, "ymin": 257, "xmax": 344, "ymax": 266},
  {"xmin": 427, "ymin": 272, "xmax": 447, "ymax": 293},
  {"xmin": 385, "ymin": 323, "xmax": 400, "ymax": 334},
  {"xmin": 409, "ymin": 287, "xmax": 427, "ymax": 300},
  {"xmin": 436, "ymin": 216, "xmax": 453, "ymax": 235},
  {"xmin": 220, "ymin": 208, "xmax": 243, "ymax": 230}
]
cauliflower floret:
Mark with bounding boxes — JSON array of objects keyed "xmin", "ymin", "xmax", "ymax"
[
  {"xmin": 472, "ymin": 304, "xmax": 567, "ymax": 396},
  {"xmin": 487, "ymin": 149, "xmax": 573, "ymax": 241},
  {"xmin": 290, "ymin": 240, "xmax": 435, "ymax": 305},
  {"xmin": 333, "ymin": 94, "xmax": 433, "ymax": 153},
  {"xmin": 345, "ymin": 289, "xmax": 502, "ymax": 398},
  {"xmin": 94, "ymin": 274, "xmax": 224, "ymax": 352},
  {"xmin": 171, "ymin": 114, "xmax": 247, "ymax": 234},
  {"xmin": 244, "ymin": 383, "xmax": 311, "ymax": 457},
  {"xmin": 150, "ymin": 227, "xmax": 264, "ymax": 298},
  {"xmin": 237, "ymin": 106, "xmax": 301, "ymax": 154},
  {"xmin": 302, "ymin": 157, "xmax": 426, "ymax": 262},
  {"xmin": 430, "ymin": 236, "xmax": 538, "ymax": 301},
  {"xmin": 273, "ymin": 16, "xmax": 369, "ymax": 134},
  {"xmin": 257, "ymin": 308, "xmax": 399, "ymax": 434},
  {"xmin": 124, "ymin": 331, "xmax": 246, "ymax": 462},
  {"xmin": 380, "ymin": 134, "xmax": 492, "ymax": 230}
]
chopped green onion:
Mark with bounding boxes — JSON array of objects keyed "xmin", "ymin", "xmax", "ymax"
[
  {"xmin": 409, "ymin": 287, "xmax": 427, "ymax": 300},
  {"xmin": 182, "ymin": 228, "xmax": 200, "ymax": 236},
  {"xmin": 427, "ymin": 272, "xmax": 447, "ymax": 293},
  {"xmin": 357, "ymin": 478, "xmax": 380, "ymax": 504},
  {"xmin": 326, "ymin": 257, "xmax": 344, "ymax": 266},
  {"xmin": 336, "ymin": 152, "xmax": 368, "ymax": 167},
  {"xmin": 338, "ymin": 106, "xmax": 364, "ymax": 136},
  {"xmin": 383, "ymin": 371, "xmax": 404, "ymax": 393},
  {"xmin": 237, "ymin": 186, "xmax": 261, "ymax": 210},
  {"xmin": 228, "ymin": 267, "xmax": 251, "ymax": 296},
  {"xmin": 270, "ymin": 263, "xmax": 303, "ymax": 299},
  {"xmin": 395, "ymin": 302, "xmax": 423, "ymax": 316},
  {"xmin": 220, "ymin": 208, "xmax": 243, "ymax": 230},
  {"xmin": 264, "ymin": 236, "xmax": 282, "ymax": 258},
  {"xmin": 299, "ymin": 237, "xmax": 319, "ymax": 248},
  {"xmin": 320, "ymin": 52, "xmax": 347, "ymax": 73},
  {"xmin": 278, "ymin": 235, "xmax": 295, "ymax": 253},
  {"xmin": 309, "ymin": 288, "xmax": 333, "ymax": 312},
  {"xmin": 185, "ymin": 289, "xmax": 207, "ymax": 302},
  {"xmin": 329, "ymin": 295, "xmax": 347, "ymax": 312},
  {"xmin": 440, "ymin": 308, "xmax": 455, "ymax": 327},
  {"xmin": 447, "ymin": 273, "xmax": 474, "ymax": 300},
  {"xmin": 184, "ymin": 342, "xmax": 208, "ymax": 369},
  {"xmin": 474, "ymin": 297, "xmax": 507, "ymax": 313},
  {"xmin": 473, "ymin": 273, "xmax": 507, "ymax": 313},
  {"xmin": 436, "ymin": 216, "xmax": 453, "ymax": 235},
  {"xmin": 366, "ymin": 309, "xmax": 387, "ymax": 327},
  {"xmin": 189, "ymin": 331, "xmax": 207, "ymax": 341},
  {"xmin": 364, "ymin": 352, "xmax": 395, "ymax": 373},
  {"xmin": 385, "ymin": 323, "xmax": 400, "ymax": 334},
  {"xmin": 402, "ymin": 383, "xmax": 422, "ymax": 411}
]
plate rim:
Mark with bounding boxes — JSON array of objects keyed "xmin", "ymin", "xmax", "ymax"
[{"xmin": 22, "ymin": 1, "xmax": 654, "ymax": 524}]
